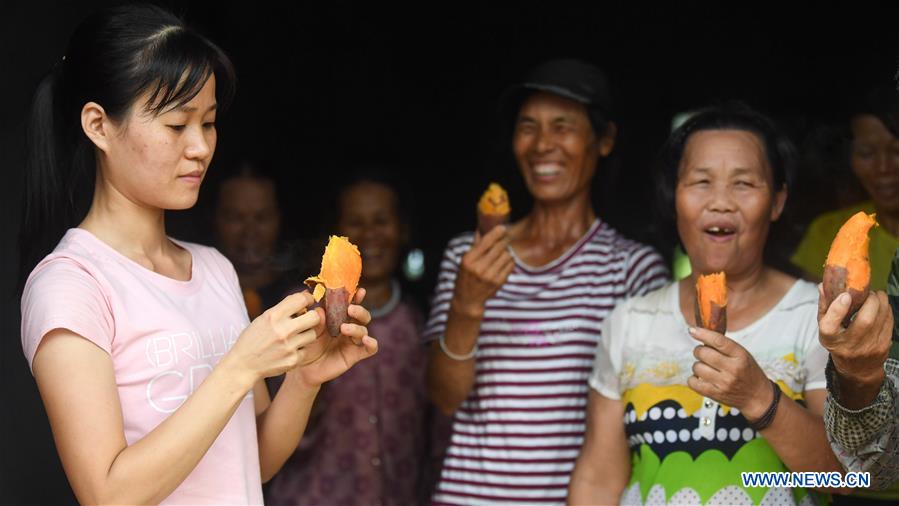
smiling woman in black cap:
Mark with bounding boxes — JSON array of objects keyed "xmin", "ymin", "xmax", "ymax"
[{"xmin": 422, "ymin": 59, "xmax": 669, "ymax": 505}]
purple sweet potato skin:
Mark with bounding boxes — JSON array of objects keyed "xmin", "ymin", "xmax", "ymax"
[
  {"xmin": 823, "ymin": 265, "xmax": 869, "ymax": 327},
  {"xmin": 478, "ymin": 212, "xmax": 509, "ymax": 236},
  {"xmin": 324, "ymin": 287, "xmax": 350, "ymax": 337},
  {"xmin": 694, "ymin": 299, "xmax": 727, "ymax": 334}
]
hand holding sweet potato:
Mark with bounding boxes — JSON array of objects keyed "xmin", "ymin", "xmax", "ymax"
[
  {"xmin": 305, "ymin": 236, "xmax": 363, "ymax": 337},
  {"xmin": 822, "ymin": 212, "xmax": 877, "ymax": 327},
  {"xmin": 695, "ymin": 272, "xmax": 727, "ymax": 334},
  {"xmin": 477, "ymin": 183, "xmax": 510, "ymax": 235}
]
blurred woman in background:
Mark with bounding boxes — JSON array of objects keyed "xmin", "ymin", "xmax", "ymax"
[{"xmin": 267, "ymin": 170, "xmax": 437, "ymax": 506}]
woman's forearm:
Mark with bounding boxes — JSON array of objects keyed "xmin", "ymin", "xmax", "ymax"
[
  {"xmin": 762, "ymin": 396, "xmax": 843, "ymax": 474},
  {"xmin": 568, "ymin": 456, "xmax": 628, "ymax": 505},
  {"xmin": 94, "ymin": 354, "xmax": 257, "ymax": 504},
  {"xmin": 256, "ymin": 373, "xmax": 320, "ymax": 482},
  {"xmin": 426, "ymin": 303, "xmax": 483, "ymax": 415},
  {"xmin": 568, "ymin": 391, "xmax": 631, "ymax": 505}
]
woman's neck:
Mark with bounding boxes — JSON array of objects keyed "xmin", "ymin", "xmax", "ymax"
[
  {"xmin": 79, "ymin": 179, "xmax": 171, "ymax": 258},
  {"xmin": 518, "ymin": 193, "xmax": 596, "ymax": 247},
  {"xmin": 681, "ymin": 261, "xmax": 793, "ymax": 331},
  {"xmin": 361, "ymin": 277, "xmax": 394, "ymax": 310}
]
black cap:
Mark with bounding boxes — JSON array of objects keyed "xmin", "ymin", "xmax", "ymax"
[{"xmin": 499, "ymin": 58, "xmax": 614, "ymax": 121}]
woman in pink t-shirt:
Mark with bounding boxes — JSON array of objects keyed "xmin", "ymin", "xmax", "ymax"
[{"xmin": 18, "ymin": 5, "xmax": 378, "ymax": 505}]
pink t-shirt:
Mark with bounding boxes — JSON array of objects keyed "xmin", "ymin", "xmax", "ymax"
[{"xmin": 21, "ymin": 228, "xmax": 263, "ymax": 505}]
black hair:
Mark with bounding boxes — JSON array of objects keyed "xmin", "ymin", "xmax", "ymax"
[
  {"xmin": 333, "ymin": 165, "xmax": 414, "ymax": 235},
  {"xmin": 214, "ymin": 159, "xmax": 281, "ymax": 210},
  {"xmin": 585, "ymin": 106, "xmax": 614, "ymax": 138},
  {"xmin": 19, "ymin": 3, "xmax": 236, "ymax": 291},
  {"xmin": 653, "ymin": 102, "xmax": 797, "ymax": 255},
  {"xmin": 849, "ymin": 84, "xmax": 899, "ymax": 136}
]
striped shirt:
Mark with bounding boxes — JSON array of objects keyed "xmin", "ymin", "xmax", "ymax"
[{"xmin": 424, "ymin": 219, "xmax": 669, "ymax": 505}]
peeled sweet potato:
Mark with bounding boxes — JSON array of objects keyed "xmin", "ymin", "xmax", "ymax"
[
  {"xmin": 305, "ymin": 236, "xmax": 363, "ymax": 336},
  {"xmin": 695, "ymin": 272, "xmax": 727, "ymax": 334},
  {"xmin": 823, "ymin": 212, "xmax": 878, "ymax": 327},
  {"xmin": 477, "ymin": 182, "xmax": 510, "ymax": 235}
]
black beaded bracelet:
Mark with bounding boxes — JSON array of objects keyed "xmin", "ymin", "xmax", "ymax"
[{"xmin": 747, "ymin": 380, "xmax": 782, "ymax": 431}]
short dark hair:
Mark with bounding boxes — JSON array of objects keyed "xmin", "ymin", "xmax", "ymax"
[
  {"xmin": 215, "ymin": 159, "xmax": 280, "ymax": 209},
  {"xmin": 849, "ymin": 84, "xmax": 899, "ymax": 136},
  {"xmin": 334, "ymin": 165, "xmax": 413, "ymax": 232}
]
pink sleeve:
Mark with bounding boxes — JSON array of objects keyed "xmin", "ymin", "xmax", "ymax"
[{"xmin": 21, "ymin": 258, "xmax": 114, "ymax": 371}]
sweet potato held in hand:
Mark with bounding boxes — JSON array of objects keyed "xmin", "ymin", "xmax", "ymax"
[
  {"xmin": 695, "ymin": 272, "xmax": 727, "ymax": 334},
  {"xmin": 823, "ymin": 211, "xmax": 878, "ymax": 327},
  {"xmin": 305, "ymin": 236, "xmax": 363, "ymax": 336},
  {"xmin": 477, "ymin": 183, "xmax": 510, "ymax": 235}
]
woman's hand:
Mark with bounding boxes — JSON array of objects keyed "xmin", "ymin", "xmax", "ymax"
[
  {"xmin": 687, "ymin": 326, "xmax": 774, "ymax": 421},
  {"xmin": 289, "ymin": 288, "xmax": 378, "ymax": 389},
  {"xmin": 451, "ymin": 225, "xmax": 514, "ymax": 318},
  {"xmin": 227, "ymin": 291, "xmax": 323, "ymax": 386},
  {"xmin": 818, "ymin": 286, "xmax": 892, "ymax": 409}
]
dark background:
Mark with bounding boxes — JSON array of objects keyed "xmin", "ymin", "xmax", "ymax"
[{"xmin": 1, "ymin": 1, "xmax": 897, "ymax": 503}]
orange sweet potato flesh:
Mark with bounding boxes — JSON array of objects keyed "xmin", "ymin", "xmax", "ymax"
[
  {"xmin": 305, "ymin": 236, "xmax": 363, "ymax": 336},
  {"xmin": 477, "ymin": 183, "xmax": 510, "ymax": 235},
  {"xmin": 695, "ymin": 272, "xmax": 727, "ymax": 334},
  {"xmin": 823, "ymin": 212, "xmax": 877, "ymax": 327}
]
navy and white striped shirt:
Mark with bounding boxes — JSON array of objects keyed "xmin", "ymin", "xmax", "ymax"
[{"xmin": 424, "ymin": 219, "xmax": 669, "ymax": 505}]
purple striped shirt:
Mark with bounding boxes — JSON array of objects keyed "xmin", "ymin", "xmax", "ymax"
[{"xmin": 424, "ymin": 219, "xmax": 669, "ymax": 505}]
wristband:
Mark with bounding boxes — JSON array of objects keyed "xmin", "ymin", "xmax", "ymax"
[
  {"xmin": 438, "ymin": 334, "xmax": 478, "ymax": 361},
  {"xmin": 747, "ymin": 379, "xmax": 782, "ymax": 431}
]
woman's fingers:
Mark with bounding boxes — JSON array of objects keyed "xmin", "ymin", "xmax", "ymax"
[
  {"xmin": 853, "ymin": 290, "xmax": 885, "ymax": 332},
  {"xmin": 693, "ymin": 345, "xmax": 729, "ymax": 371},
  {"xmin": 874, "ymin": 292, "xmax": 893, "ymax": 347},
  {"xmin": 479, "ymin": 235, "xmax": 511, "ymax": 269},
  {"xmin": 290, "ymin": 327, "xmax": 319, "ymax": 350},
  {"xmin": 348, "ymin": 303, "xmax": 372, "ymax": 326},
  {"xmin": 340, "ymin": 322, "xmax": 369, "ymax": 345},
  {"xmin": 271, "ymin": 291, "xmax": 315, "ymax": 320},
  {"xmin": 472, "ymin": 238, "xmax": 513, "ymax": 287},
  {"xmin": 466, "ymin": 226, "xmax": 507, "ymax": 267},
  {"xmin": 289, "ymin": 307, "xmax": 322, "ymax": 335},
  {"xmin": 493, "ymin": 255, "xmax": 515, "ymax": 284},
  {"xmin": 343, "ymin": 335, "xmax": 379, "ymax": 364},
  {"xmin": 821, "ymin": 291, "xmax": 892, "ymax": 369},
  {"xmin": 816, "ymin": 283, "xmax": 829, "ymax": 322},
  {"xmin": 820, "ymin": 292, "xmax": 854, "ymax": 340},
  {"xmin": 688, "ymin": 327, "xmax": 735, "ymax": 356},
  {"xmin": 687, "ymin": 374, "xmax": 717, "ymax": 397},
  {"xmin": 476, "ymin": 225, "xmax": 507, "ymax": 252},
  {"xmin": 361, "ymin": 335, "xmax": 378, "ymax": 355},
  {"xmin": 691, "ymin": 361, "xmax": 720, "ymax": 386}
]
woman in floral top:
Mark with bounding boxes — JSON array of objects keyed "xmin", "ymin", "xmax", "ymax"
[
  {"xmin": 266, "ymin": 172, "xmax": 433, "ymax": 506},
  {"xmin": 569, "ymin": 104, "xmax": 844, "ymax": 505}
]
